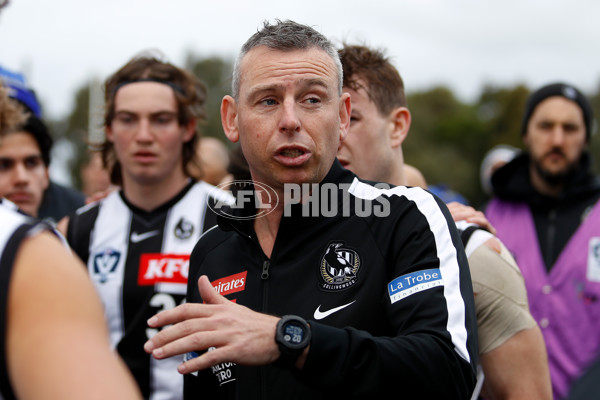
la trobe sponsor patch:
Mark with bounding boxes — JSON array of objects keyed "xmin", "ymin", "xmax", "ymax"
[{"xmin": 388, "ymin": 268, "xmax": 443, "ymax": 304}]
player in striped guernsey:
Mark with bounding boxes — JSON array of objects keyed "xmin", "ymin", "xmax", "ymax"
[
  {"xmin": 0, "ymin": 81, "xmax": 141, "ymax": 399},
  {"xmin": 58, "ymin": 53, "xmax": 232, "ymax": 400}
]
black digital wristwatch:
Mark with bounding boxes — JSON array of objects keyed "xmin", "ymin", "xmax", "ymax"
[{"xmin": 274, "ymin": 315, "xmax": 311, "ymax": 367}]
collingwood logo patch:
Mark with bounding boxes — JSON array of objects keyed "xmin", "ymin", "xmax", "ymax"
[
  {"xmin": 93, "ymin": 248, "xmax": 121, "ymax": 283},
  {"xmin": 319, "ymin": 242, "xmax": 360, "ymax": 291},
  {"xmin": 174, "ymin": 217, "xmax": 194, "ymax": 240}
]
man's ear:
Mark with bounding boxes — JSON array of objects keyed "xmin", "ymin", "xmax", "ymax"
[
  {"xmin": 522, "ymin": 132, "xmax": 530, "ymax": 148},
  {"xmin": 105, "ymin": 125, "xmax": 114, "ymax": 142},
  {"xmin": 221, "ymin": 95, "xmax": 239, "ymax": 143},
  {"xmin": 389, "ymin": 107, "xmax": 411, "ymax": 148},
  {"xmin": 339, "ymin": 92, "xmax": 351, "ymax": 142},
  {"xmin": 42, "ymin": 167, "xmax": 50, "ymax": 191},
  {"xmin": 182, "ymin": 118, "xmax": 196, "ymax": 143}
]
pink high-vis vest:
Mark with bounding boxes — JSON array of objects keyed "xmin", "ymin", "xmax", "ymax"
[{"xmin": 486, "ymin": 199, "xmax": 600, "ymax": 399}]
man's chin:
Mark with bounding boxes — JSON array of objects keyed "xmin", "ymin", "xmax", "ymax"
[{"xmin": 536, "ymin": 164, "xmax": 570, "ymax": 187}]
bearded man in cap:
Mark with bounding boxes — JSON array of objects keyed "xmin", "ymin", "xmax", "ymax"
[{"xmin": 485, "ymin": 83, "xmax": 600, "ymax": 399}]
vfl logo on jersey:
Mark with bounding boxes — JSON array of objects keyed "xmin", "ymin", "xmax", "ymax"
[
  {"xmin": 587, "ymin": 237, "xmax": 600, "ymax": 282},
  {"xmin": 211, "ymin": 271, "xmax": 247, "ymax": 301},
  {"xmin": 93, "ymin": 248, "xmax": 121, "ymax": 284},
  {"xmin": 138, "ymin": 254, "xmax": 189, "ymax": 285},
  {"xmin": 319, "ymin": 242, "xmax": 360, "ymax": 291},
  {"xmin": 388, "ymin": 269, "xmax": 443, "ymax": 304},
  {"xmin": 174, "ymin": 217, "xmax": 194, "ymax": 240}
]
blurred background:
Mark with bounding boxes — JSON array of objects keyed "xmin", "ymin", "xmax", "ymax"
[{"xmin": 1, "ymin": 0, "xmax": 599, "ymax": 207}]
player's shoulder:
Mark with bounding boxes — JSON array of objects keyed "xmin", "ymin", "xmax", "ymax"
[
  {"xmin": 191, "ymin": 223, "xmax": 235, "ymax": 259},
  {"xmin": 350, "ymin": 178, "xmax": 443, "ymax": 208},
  {"xmin": 72, "ymin": 189, "xmax": 124, "ymax": 218},
  {"xmin": 190, "ymin": 180, "xmax": 235, "ymax": 205}
]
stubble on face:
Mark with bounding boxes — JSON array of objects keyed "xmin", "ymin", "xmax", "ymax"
[
  {"xmin": 525, "ymin": 97, "xmax": 587, "ymax": 190},
  {"xmin": 234, "ymin": 46, "xmax": 347, "ymax": 190}
]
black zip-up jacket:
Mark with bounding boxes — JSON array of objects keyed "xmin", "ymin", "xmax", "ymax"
[
  {"xmin": 184, "ymin": 161, "xmax": 478, "ymax": 399},
  {"xmin": 489, "ymin": 152, "xmax": 600, "ymax": 271}
]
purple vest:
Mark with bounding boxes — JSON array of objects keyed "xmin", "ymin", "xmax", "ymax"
[{"xmin": 486, "ymin": 198, "xmax": 600, "ymax": 399}]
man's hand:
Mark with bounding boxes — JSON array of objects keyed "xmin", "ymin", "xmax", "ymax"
[
  {"xmin": 446, "ymin": 201, "xmax": 496, "ymax": 235},
  {"xmin": 144, "ymin": 275, "xmax": 281, "ymax": 374}
]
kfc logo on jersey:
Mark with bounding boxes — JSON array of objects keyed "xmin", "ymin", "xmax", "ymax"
[
  {"xmin": 211, "ymin": 271, "xmax": 247, "ymax": 298},
  {"xmin": 138, "ymin": 254, "xmax": 189, "ymax": 285},
  {"xmin": 93, "ymin": 248, "xmax": 121, "ymax": 284}
]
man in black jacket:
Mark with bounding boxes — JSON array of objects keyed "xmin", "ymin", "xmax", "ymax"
[{"xmin": 145, "ymin": 19, "xmax": 478, "ymax": 399}]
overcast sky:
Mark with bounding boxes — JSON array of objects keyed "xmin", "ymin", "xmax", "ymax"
[{"xmin": 1, "ymin": 0, "xmax": 599, "ymax": 120}]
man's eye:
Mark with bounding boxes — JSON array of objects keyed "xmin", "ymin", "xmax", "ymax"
[
  {"xmin": 24, "ymin": 156, "xmax": 43, "ymax": 169},
  {"xmin": 563, "ymin": 124, "xmax": 579, "ymax": 133},
  {"xmin": 0, "ymin": 159, "xmax": 14, "ymax": 171},
  {"xmin": 260, "ymin": 98, "xmax": 277, "ymax": 106},
  {"xmin": 153, "ymin": 114, "xmax": 176, "ymax": 125},
  {"xmin": 304, "ymin": 97, "xmax": 320, "ymax": 104},
  {"xmin": 116, "ymin": 114, "xmax": 135, "ymax": 124}
]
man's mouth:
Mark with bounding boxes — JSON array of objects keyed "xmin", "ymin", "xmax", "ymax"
[
  {"xmin": 134, "ymin": 151, "xmax": 157, "ymax": 163},
  {"xmin": 280, "ymin": 148, "xmax": 305, "ymax": 158},
  {"xmin": 8, "ymin": 192, "xmax": 31, "ymax": 202},
  {"xmin": 275, "ymin": 146, "xmax": 311, "ymax": 166}
]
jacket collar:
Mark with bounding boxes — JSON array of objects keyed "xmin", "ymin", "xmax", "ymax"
[{"xmin": 217, "ymin": 159, "xmax": 357, "ymax": 235}]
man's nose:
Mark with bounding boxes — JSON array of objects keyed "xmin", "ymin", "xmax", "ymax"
[
  {"xmin": 13, "ymin": 162, "xmax": 30, "ymax": 183},
  {"xmin": 135, "ymin": 119, "xmax": 154, "ymax": 142},
  {"xmin": 279, "ymin": 99, "xmax": 301, "ymax": 134},
  {"xmin": 549, "ymin": 127, "xmax": 566, "ymax": 146}
]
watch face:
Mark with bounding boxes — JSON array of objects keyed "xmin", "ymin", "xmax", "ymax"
[{"xmin": 282, "ymin": 322, "xmax": 305, "ymax": 346}]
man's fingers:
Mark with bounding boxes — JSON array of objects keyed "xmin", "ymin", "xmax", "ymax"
[
  {"xmin": 145, "ymin": 317, "xmax": 194, "ymax": 354},
  {"xmin": 145, "ymin": 303, "xmax": 218, "ymax": 350},
  {"xmin": 198, "ymin": 275, "xmax": 228, "ymax": 305},
  {"xmin": 147, "ymin": 330, "xmax": 226, "ymax": 361},
  {"xmin": 147, "ymin": 302, "xmax": 206, "ymax": 328}
]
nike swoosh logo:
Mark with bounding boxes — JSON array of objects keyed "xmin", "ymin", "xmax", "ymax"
[
  {"xmin": 130, "ymin": 230, "xmax": 160, "ymax": 243},
  {"xmin": 313, "ymin": 300, "xmax": 356, "ymax": 320}
]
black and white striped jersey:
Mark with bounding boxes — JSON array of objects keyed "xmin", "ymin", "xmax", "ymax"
[
  {"xmin": 0, "ymin": 200, "xmax": 50, "ymax": 400},
  {"xmin": 66, "ymin": 181, "xmax": 231, "ymax": 400}
]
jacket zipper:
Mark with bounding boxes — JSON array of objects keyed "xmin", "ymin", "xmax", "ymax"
[
  {"xmin": 231, "ymin": 222, "xmax": 272, "ymax": 399},
  {"xmin": 261, "ymin": 260, "xmax": 270, "ymax": 279},
  {"xmin": 260, "ymin": 259, "xmax": 270, "ymax": 399}
]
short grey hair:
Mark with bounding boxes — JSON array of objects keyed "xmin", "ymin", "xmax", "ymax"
[{"xmin": 231, "ymin": 19, "xmax": 343, "ymax": 100}]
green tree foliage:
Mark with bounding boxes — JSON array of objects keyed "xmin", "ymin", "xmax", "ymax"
[
  {"xmin": 186, "ymin": 54, "xmax": 233, "ymax": 145},
  {"xmin": 476, "ymin": 84, "xmax": 529, "ymax": 149},
  {"xmin": 404, "ymin": 82, "xmax": 600, "ymax": 207},
  {"xmin": 405, "ymin": 86, "xmax": 488, "ymax": 205},
  {"xmin": 588, "ymin": 81, "xmax": 600, "ymax": 172},
  {"xmin": 63, "ymin": 84, "xmax": 93, "ymax": 190},
  {"xmin": 54, "ymin": 53, "xmax": 600, "ymax": 208}
]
